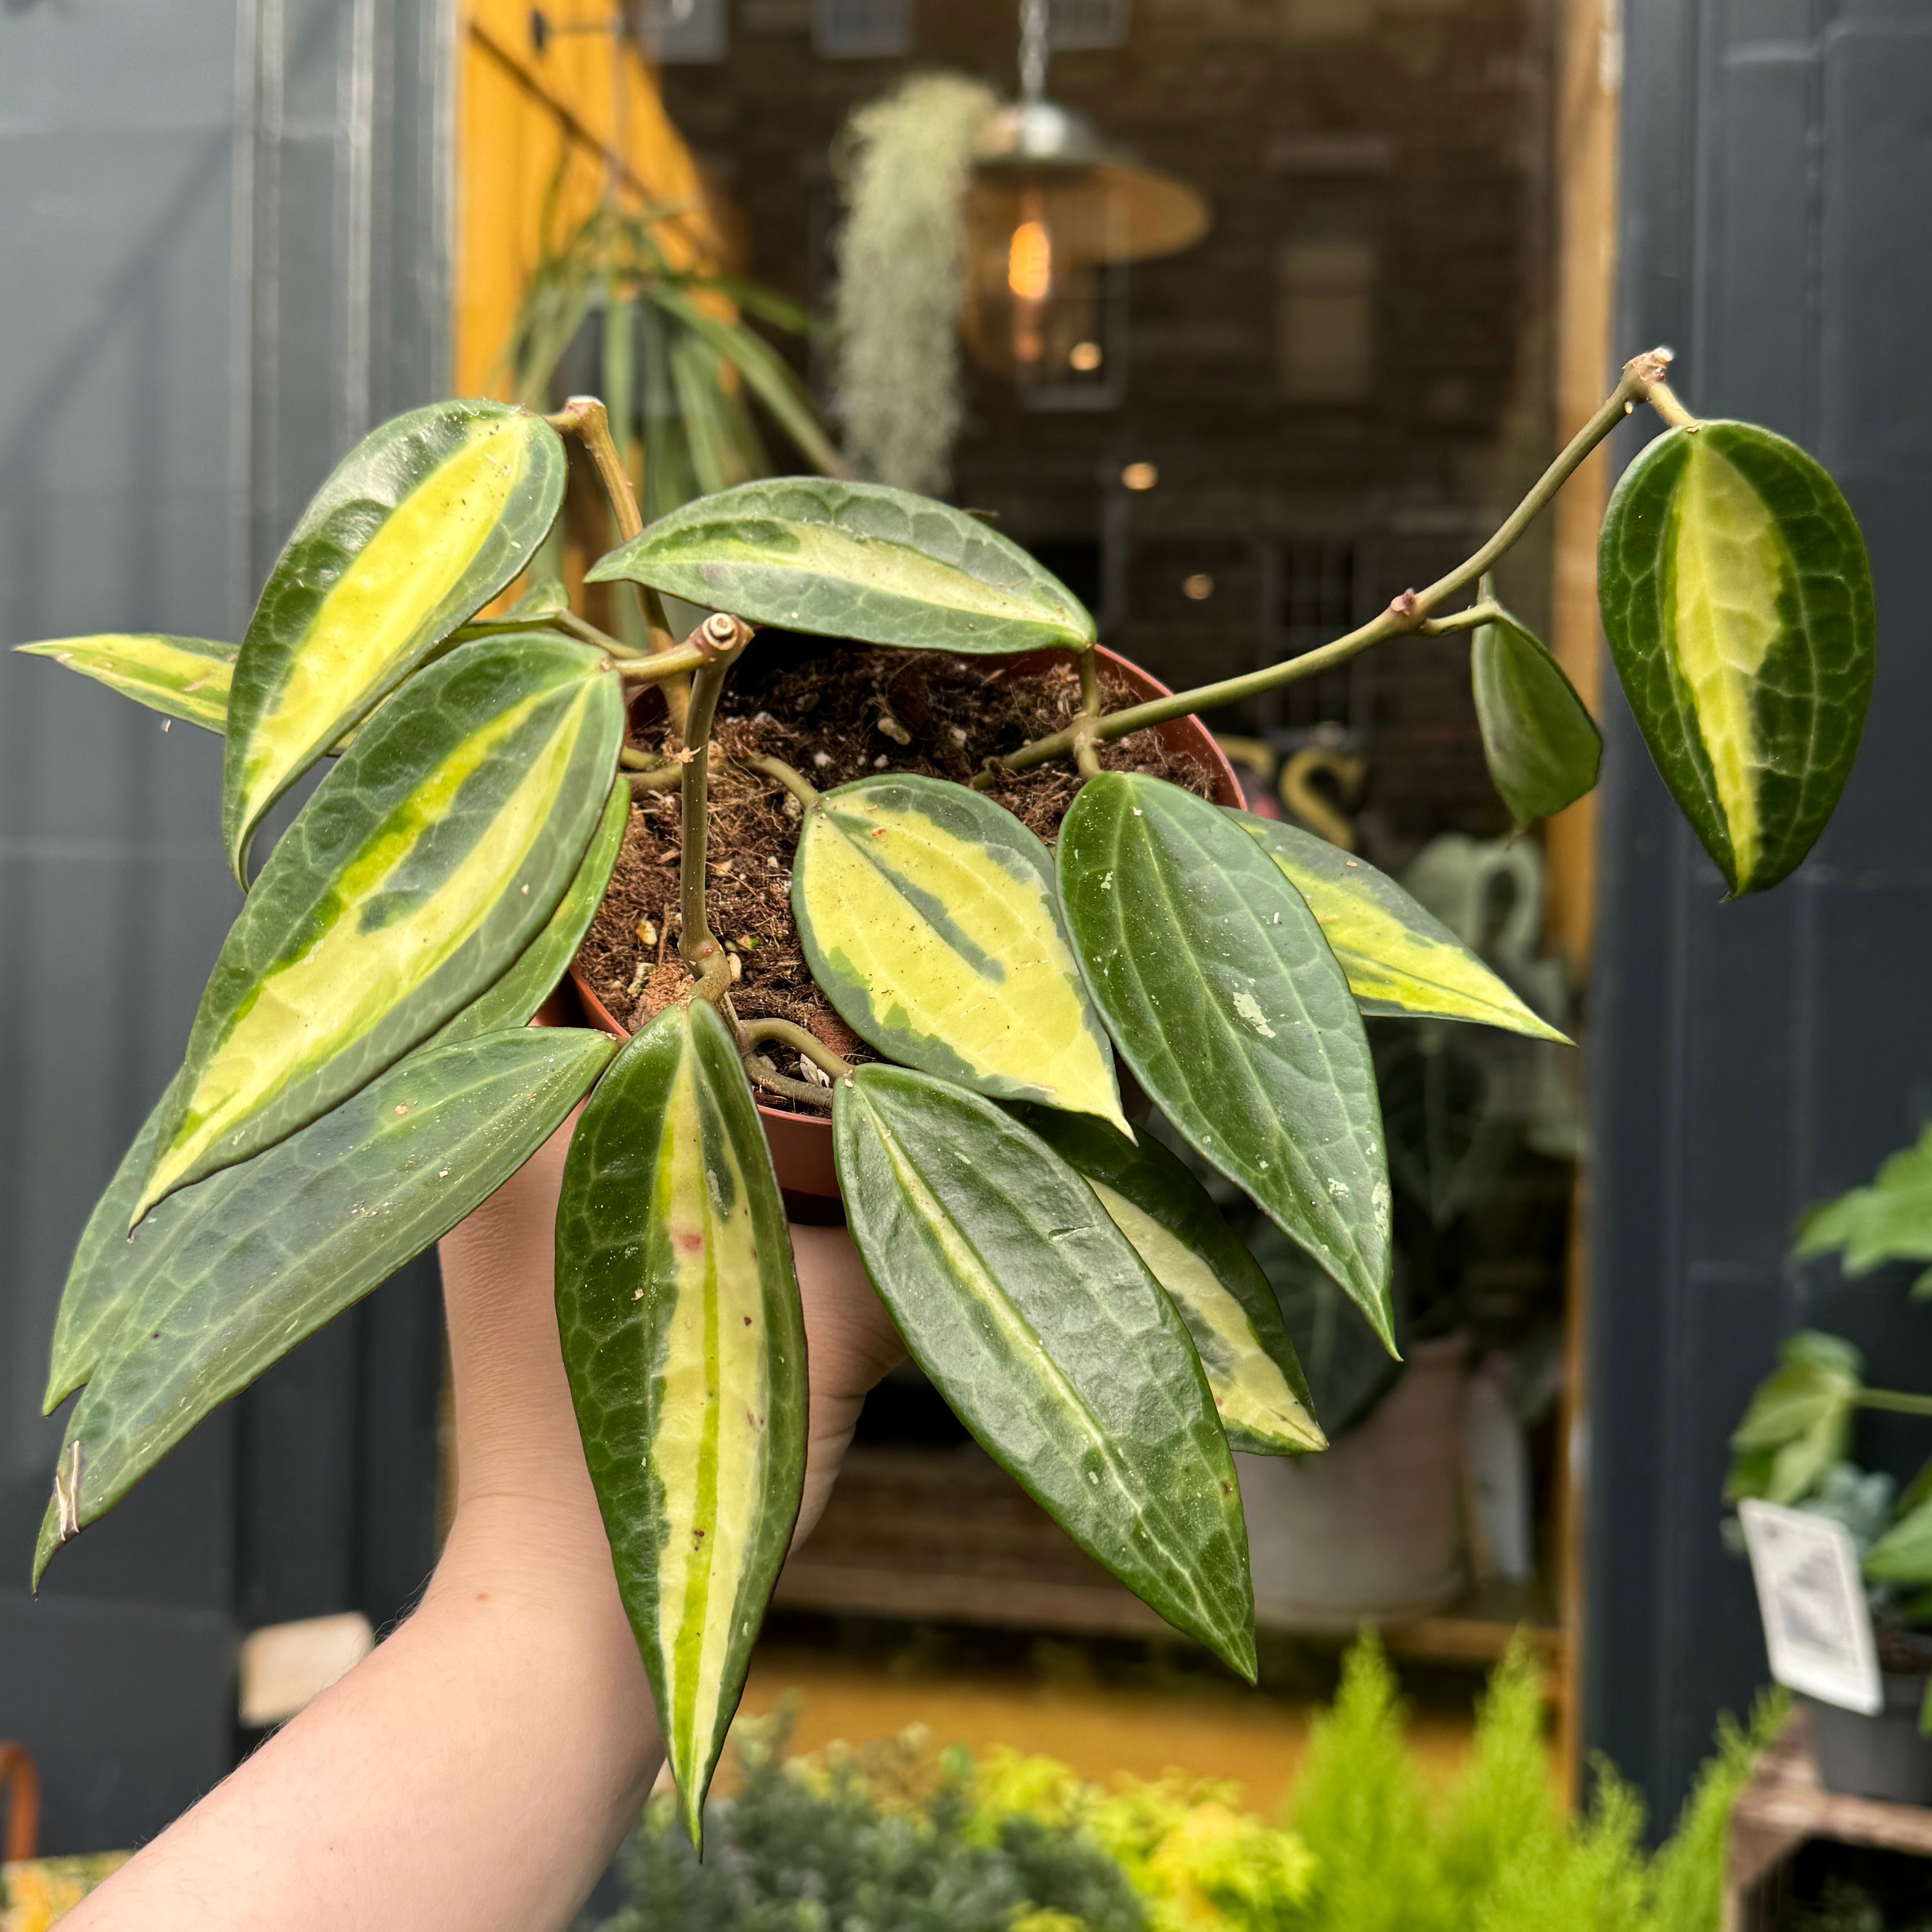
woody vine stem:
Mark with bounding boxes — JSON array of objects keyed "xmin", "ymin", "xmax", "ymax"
[{"xmin": 973, "ymin": 348, "xmax": 1699, "ymax": 786}]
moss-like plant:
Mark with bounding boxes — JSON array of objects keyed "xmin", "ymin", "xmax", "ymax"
[{"xmin": 17, "ymin": 345, "xmax": 1871, "ymax": 1847}]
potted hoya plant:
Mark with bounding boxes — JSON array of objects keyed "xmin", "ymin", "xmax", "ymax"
[{"xmin": 18, "ymin": 348, "xmax": 1874, "ymax": 1849}]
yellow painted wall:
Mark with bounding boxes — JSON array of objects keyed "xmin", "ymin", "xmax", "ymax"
[{"xmin": 454, "ymin": 0, "xmax": 719, "ymax": 399}]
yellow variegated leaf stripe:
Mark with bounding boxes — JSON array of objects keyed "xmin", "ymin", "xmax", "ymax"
[
  {"xmin": 794, "ymin": 775, "xmax": 1128, "ymax": 1133},
  {"xmin": 224, "ymin": 401, "xmax": 565, "ymax": 881},
  {"xmin": 1086, "ymin": 1179, "xmax": 1323, "ymax": 1455},
  {"xmin": 556, "ymin": 1002, "xmax": 807, "ymax": 1850},
  {"xmin": 136, "ymin": 638, "xmax": 623, "ymax": 1223},
  {"xmin": 1232, "ymin": 813, "xmax": 1566, "ymax": 1043},
  {"xmin": 13, "ymin": 634, "xmax": 237, "ymax": 732}
]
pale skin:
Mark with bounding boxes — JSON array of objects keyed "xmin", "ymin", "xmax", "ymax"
[{"xmin": 62, "ymin": 1120, "xmax": 907, "ymax": 1932}]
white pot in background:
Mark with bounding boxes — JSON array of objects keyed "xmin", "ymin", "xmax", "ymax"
[{"xmin": 1237, "ymin": 1334, "xmax": 1469, "ymax": 1629}]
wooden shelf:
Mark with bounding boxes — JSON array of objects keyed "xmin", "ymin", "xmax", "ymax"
[{"xmin": 778, "ymin": 1444, "xmax": 1565, "ymax": 1674}]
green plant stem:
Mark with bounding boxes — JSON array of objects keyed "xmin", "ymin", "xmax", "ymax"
[
  {"xmin": 556, "ymin": 610, "xmax": 648, "ymax": 660},
  {"xmin": 675, "ymin": 623, "xmax": 753, "ymax": 1008},
  {"xmin": 615, "ymin": 643, "xmax": 709, "ymax": 683},
  {"xmin": 735, "ymin": 753, "xmax": 820, "ymax": 807},
  {"xmin": 974, "ymin": 349, "xmax": 1681, "ymax": 786},
  {"xmin": 1857, "ymin": 1391, "xmax": 1932, "ymax": 1418},
  {"xmin": 743, "ymin": 1053, "xmax": 836, "ymax": 1111},
  {"xmin": 738, "ymin": 1017, "xmax": 853, "ymax": 1082}
]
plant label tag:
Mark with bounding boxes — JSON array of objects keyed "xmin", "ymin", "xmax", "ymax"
[{"xmin": 1737, "ymin": 1498, "xmax": 1883, "ymax": 1714}]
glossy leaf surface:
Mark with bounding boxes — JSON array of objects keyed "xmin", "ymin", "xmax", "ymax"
[
  {"xmin": 14, "ymin": 634, "xmax": 237, "ymax": 733},
  {"xmin": 35, "ymin": 1028, "xmax": 613, "ymax": 1583},
  {"xmin": 835, "ymin": 1066, "xmax": 1255, "ymax": 1676},
  {"xmin": 794, "ymin": 776, "xmax": 1126, "ymax": 1132},
  {"xmin": 430, "ymin": 777, "xmax": 629, "ymax": 1047},
  {"xmin": 557, "ymin": 1001, "xmax": 807, "ymax": 1848},
  {"xmin": 1013, "ymin": 1106, "xmax": 1324, "ymax": 1456},
  {"xmin": 586, "ymin": 476, "xmax": 1095, "ymax": 655},
  {"xmin": 1060, "ymin": 774, "xmax": 1394, "ymax": 1348},
  {"xmin": 1724, "ymin": 1330, "xmax": 1862, "ymax": 1506},
  {"xmin": 1232, "ymin": 814, "xmax": 1565, "ymax": 1043},
  {"xmin": 1470, "ymin": 606, "xmax": 1602, "ymax": 830},
  {"xmin": 1598, "ymin": 421, "xmax": 1875, "ymax": 894},
  {"xmin": 223, "ymin": 400, "xmax": 567, "ymax": 879},
  {"xmin": 135, "ymin": 636, "xmax": 624, "ymax": 1223}
]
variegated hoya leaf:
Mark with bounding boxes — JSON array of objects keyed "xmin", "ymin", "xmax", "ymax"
[
  {"xmin": 223, "ymin": 400, "xmax": 567, "ymax": 881},
  {"xmin": 556, "ymin": 1000, "xmax": 808, "ymax": 1849},
  {"xmin": 585, "ymin": 476, "xmax": 1095, "ymax": 656},
  {"xmin": 1598, "ymin": 420, "xmax": 1875, "ymax": 894},
  {"xmin": 429, "ymin": 777, "xmax": 630, "ymax": 1048},
  {"xmin": 1059, "ymin": 774, "xmax": 1394, "ymax": 1349},
  {"xmin": 835, "ymin": 1066, "xmax": 1256, "ymax": 1677},
  {"xmin": 13, "ymin": 634, "xmax": 237, "ymax": 733},
  {"xmin": 793, "ymin": 774, "xmax": 1128, "ymax": 1133},
  {"xmin": 133, "ymin": 635, "xmax": 624, "ymax": 1225},
  {"xmin": 1470, "ymin": 600, "xmax": 1602, "ymax": 831},
  {"xmin": 35, "ymin": 1028, "xmax": 614, "ymax": 1584},
  {"xmin": 1012, "ymin": 1106, "xmax": 1325, "ymax": 1456},
  {"xmin": 1231, "ymin": 813, "xmax": 1566, "ymax": 1042}
]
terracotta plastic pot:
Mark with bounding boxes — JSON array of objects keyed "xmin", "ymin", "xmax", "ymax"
[{"xmin": 566, "ymin": 643, "xmax": 1241, "ymax": 1214}]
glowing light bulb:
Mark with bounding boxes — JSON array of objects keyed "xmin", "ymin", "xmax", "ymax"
[{"xmin": 1007, "ymin": 218, "xmax": 1053, "ymax": 303}]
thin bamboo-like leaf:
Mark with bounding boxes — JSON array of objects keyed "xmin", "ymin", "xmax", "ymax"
[
  {"xmin": 1012, "ymin": 1106, "xmax": 1325, "ymax": 1456},
  {"xmin": 135, "ymin": 636, "xmax": 624, "ymax": 1223},
  {"xmin": 13, "ymin": 634, "xmax": 237, "ymax": 732},
  {"xmin": 586, "ymin": 477, "xmax": 1096, "ymax": 656},
  {"xmin": 1231, "ymin": 814, "xmax": 1567, "ymax": 1042},
  {"xmin": 1059, "ymin": 774, "xmax": 1394, "ymax": 1349},
  {"xmin": 222, "ymin": 400, "xmax": 568, "ymax": 880},
  {"xmin": 793, "ymin": 775, "xmax": 1127, "ymax": 1133},
  {"xmin": 1598, "ymin": 420, "xmax": 1875, "ymax": 894},
  {"xmin": 556, "ymin": 1000, "xmax": 807, "ymax": 1849},
  {"xmin": 835, "ymin": 1066, "xmax": 1255, "ymax": 1677},
  {"xmin": 671, "ymin": 332, "xmax": 752, "ymax": 498},
  {"xmin": 35, "ymin": 1029, "xmax": 614, "ymax": 1584}
]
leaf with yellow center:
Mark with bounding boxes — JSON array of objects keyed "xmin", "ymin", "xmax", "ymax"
[{"xmin": 794, "ymin": 774, "xmax": 1128, "ymax": 1133}]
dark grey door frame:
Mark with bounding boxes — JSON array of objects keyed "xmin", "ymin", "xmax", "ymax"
[{"xmin": 1584, "ymin": 0, "xmax": 1932, "ymax": 1830}]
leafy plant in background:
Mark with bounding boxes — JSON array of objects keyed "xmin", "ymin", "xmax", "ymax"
[
  {"xmin": 587, "ymin": 1638, "xmax": 1783, "ymax": 1932},
  {"xmin": 16, "ymin": 344, "xmax": 1874, "ymax": 1845}
]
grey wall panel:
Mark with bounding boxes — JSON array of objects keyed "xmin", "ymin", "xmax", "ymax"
[
  {"xmin": 1588, "ymin": 0, "xmax": 1932, "ymax": 1827},
  {"xmin": 1, "ymin": 0, "xmax": 453, "ymax": 1853}
]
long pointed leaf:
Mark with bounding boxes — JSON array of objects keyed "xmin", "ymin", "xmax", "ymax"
[
  {"xmin": 430, "ymin": 777, "xmax": 629, "ymax": 1047},
  {"xmin": 835, "ymin": 1066, "xmax": 1255, "ymax": 1677},
  {"xmin": 1011, "ymin": 1106, "xmax": 1325, "ymax": 1456},
  {"xmin": 35, "ymin": 1028, "xmax": 614, "ymax": 1584},
  {"xmin": 1471, "ymin": 603, "xmax": 1602, "ymax": 830},
  {"xmin": 556, "ymin": 1000, "xmax": 807, "ymax": 1850},
  {"xmin": 135, "ymin": 636, "xmax": 624, "ymax": 1223},
  {"xmin": 1598, "ymin": 420, "xmax": 1875, "ymax": 894},
  {"xmin": 794, "ymin": 775, "xmax": 1127, "ymax": 1132},
  {"xmin": 586, "ymin": 477, "xmax": 1095, "ymax": 656},
  {"xmin": 223, "ymin": 400, "xmax": 567, "ymax": 880},
  {"xmin": 1059, "ymin": 774, "xmax": 1394, "ymax": 1349},
  {"xmin": 14, "ymin": 634, "xmax": 237, "ymax": 732},
  {"xmin": 1230, "ymin": 813, "xmax": 1566, "ymax": 1042}
]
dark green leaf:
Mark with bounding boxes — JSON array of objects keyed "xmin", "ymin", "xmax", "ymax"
[
  {"xmin": 1057, "ymin": 773, "xmax": 1393, "ymax": 1349},
  {"xmin": 136, "ymin": 636, "xmax": 624, "ymax": 1222},
  {"xmin": 835, "ymin": 1066, "xmax": 1255, "ymax": 1677},
  {"xmin": 223, "ymin": 400, "xmax": 568, "ymax": 879},
  {"xmin": 1012, "ymin": 1105, "xmax": 1323, "ymax": 1455},
  {"xmin": 556, "ymin": 999, "xmax": 807, "ymax": 1848},
  {"xmin": 1598, "ymin": 421, "xmax": 1875, "ymax": 894},
  {"xmin": 1470, "ymin": 602, "xmax": 1602, "ymax": 830},
  {"xmin": 586, "ymin": 477, "xmax": 1095, "ymax": 656},
  {"xmin": 35, "ymin": 1028, "xmax": 614, "ymax": 1584}
]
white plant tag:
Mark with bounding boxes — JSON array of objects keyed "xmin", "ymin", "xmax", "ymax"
[{"xmin": 1738, "ymin": 1498, "xmax": 1883, "ymax": 1714}]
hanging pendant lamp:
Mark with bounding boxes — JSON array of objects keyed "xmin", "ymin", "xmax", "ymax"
[{"xmin": 962, "ymin": 0, "xmax": 1210, "ymax": 393}]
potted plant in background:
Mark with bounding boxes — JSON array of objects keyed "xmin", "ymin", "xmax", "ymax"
[
  {"xmin": 1727, "ymin": 1132, "xmax": 1932, "ymax": 1800},
  {"xmin": 16, "ymin": 343, "xmax": 1872, "ymax": 1850}
]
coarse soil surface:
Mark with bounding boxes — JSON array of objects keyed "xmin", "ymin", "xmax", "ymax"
[{"xmin": 573, "ymin": 636, "xmax": 1219, "ymax": 1111}]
